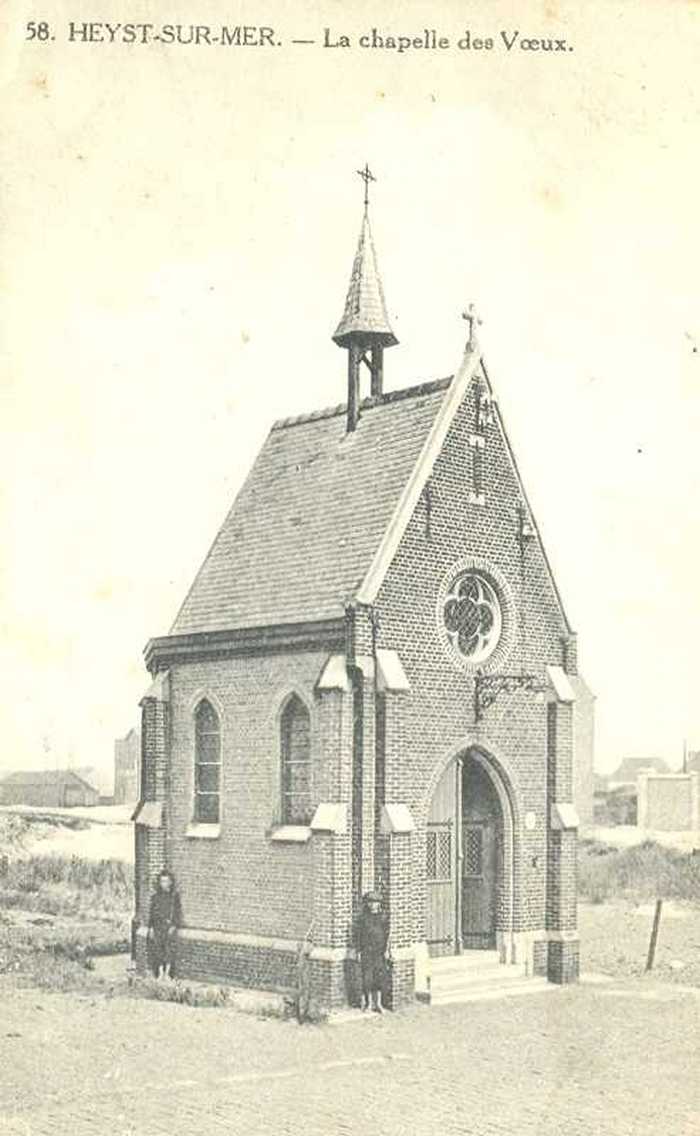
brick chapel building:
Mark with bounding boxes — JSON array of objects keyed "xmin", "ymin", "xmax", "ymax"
[{"xmin": 133, "ymin": 183, "xmax": 586, "ymax": 1008}]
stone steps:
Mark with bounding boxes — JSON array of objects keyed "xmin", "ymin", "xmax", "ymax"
[
  {"xmin": 425, "ymin": 951, "xmax": 553, "ymax": 1006},
  {"xmin": 429, "ymin": 976, "xmax": 553, "ymax": 1005}
]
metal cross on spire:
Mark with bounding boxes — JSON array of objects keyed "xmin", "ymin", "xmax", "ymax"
[{"xmin": 356, "ymin": 163, "xmax": 376, "ymax": 209}]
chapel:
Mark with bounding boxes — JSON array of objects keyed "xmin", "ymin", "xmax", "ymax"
[{"xmin": 133, "ymin": 173, "xmax": 588, "ymax": 1008}]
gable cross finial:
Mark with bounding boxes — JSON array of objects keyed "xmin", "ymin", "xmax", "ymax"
[
  {"xmin": 357, "ymin": 163, "xmax": 376, "ymax": 209},
  {"xmin": 462, "ymin": 303, "xmax": 483, "ymax": 352}
]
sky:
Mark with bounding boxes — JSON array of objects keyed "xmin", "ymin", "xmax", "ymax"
[{"xmin": 1, "ymin": 0, "xmax": 699, "ymax": 785}]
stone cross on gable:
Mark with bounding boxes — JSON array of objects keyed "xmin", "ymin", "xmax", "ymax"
[{"xmin": 462, "ymin": 303, "xmax": 482, "ymax": 351}]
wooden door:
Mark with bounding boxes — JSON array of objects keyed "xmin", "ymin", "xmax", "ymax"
[
  {"xmin": 426, "ymin": 762, "xmax": 459, "ymax": 956},
  {"xmin": 461, "ymin": 820, "xmax": 497, "ymax": 948}
]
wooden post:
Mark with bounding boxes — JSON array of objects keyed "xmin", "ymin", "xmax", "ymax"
[
  {"xmin": 347, "ymin": 344, "xmax": 360, "ymax": 432},
  {"xmin": 645, "ymin": 899, "xmax": 663, "ymax": 971},
  {"xmin": 370, "ymin": 344, "xmax": 384, "ymax": 397}
]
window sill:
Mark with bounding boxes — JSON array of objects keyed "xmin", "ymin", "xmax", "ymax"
[
  {"xmin": 185, "ymin": 823, "xmax": 221, "ymax": 840},
  {"xmin": 268, "ymin": 825, "xmax": 312, "ymax": 844}
]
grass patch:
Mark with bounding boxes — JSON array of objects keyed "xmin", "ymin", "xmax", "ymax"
[
  {"xmin": 129, "ymin": 976, "xmax": 231, "ymax": 1008},
  {"xmin": 0, "ymin": 923, "xmax": 110, "ymax": 992},
  {"xmin": 0, "ymin": 853, "xmax": 133, "ymax": 921},
  {"xmin": 127, "ymin": 978, "xmax": 328, "ymax": 1022},
  {"xmin": 0, "ymin": 840, "xmax": 132, "ymax": 993},
  {"xmin": 579, "ymin": 839, "xmax": 700, "ymax": 904}
]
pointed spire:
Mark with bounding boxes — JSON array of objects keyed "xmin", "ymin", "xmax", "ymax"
[
  {"xmin": 333, "ymin": 172, "xmax": 398, "ymax": 350},
  {"xmin": 335, "ymin": 167, "xmax": 398, "ymax": 431}
]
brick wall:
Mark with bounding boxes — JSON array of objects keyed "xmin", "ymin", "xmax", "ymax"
[
  {"xmin": 164, "ymin": 650, "xmax": 332, "ymax": 941},
  {"xmin": 176, "ymin": 935, "xmax": 298, "ymax": 989},
  {"xmin": 373, "ymin": 373, "xmax": 577, "ymax": 965}
]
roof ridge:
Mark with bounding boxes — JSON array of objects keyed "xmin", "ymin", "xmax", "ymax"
[
  {"xmin": 356, "ymin": 347, "xmax": 483, "ymax": 604},
  {"xmin": 271, "ymin": 376, "xmax": 454, "ymax": 431}
]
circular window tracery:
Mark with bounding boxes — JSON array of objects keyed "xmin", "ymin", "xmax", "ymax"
[{"xmin": 442, "ymin": 572, "xmax": 502, "ymax": 663}]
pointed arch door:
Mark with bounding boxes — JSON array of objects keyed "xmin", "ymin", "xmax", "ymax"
[{"xmin": 425, "ymin": 759, "xmax": 462, "ymax": 956}]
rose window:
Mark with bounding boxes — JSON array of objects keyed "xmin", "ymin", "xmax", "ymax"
[{"xmin": 442, "ymin": 573, "xmax": 502, "ymax": 663}]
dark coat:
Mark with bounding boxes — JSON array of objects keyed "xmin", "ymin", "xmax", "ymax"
[
  {"xmin": 148, "ymin": 889, "xmax": 182, "ymax": 972},
  {"xmin": 355, "ymin": 910, "xmax": 389, "ymax": 961},
  {"xmin": 148, "ymin": 889, "xmax": 182, "ymax": 934}
]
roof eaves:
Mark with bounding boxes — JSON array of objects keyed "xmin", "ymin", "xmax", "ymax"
[{"xmin": 146, "ymin": 617, "xmax": 346, "ymax": 672}]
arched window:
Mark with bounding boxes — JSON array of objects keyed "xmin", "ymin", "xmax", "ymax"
[
  {"xmin": 194, "ymin": 699, "xmax": 221, "ymax": 824},
  {"xmin": 280, "ymin": 695, "xmax": 312, "ymax": 825}
]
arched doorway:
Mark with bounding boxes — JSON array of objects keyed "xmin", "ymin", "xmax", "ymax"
[{"xmin": 425, "ymin": 748, "xmax": 512, "ymax": 957}]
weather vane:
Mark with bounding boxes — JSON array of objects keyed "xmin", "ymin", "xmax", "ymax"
[{"xmin": 357, "ymin": 163, "xmax": 376, "ymax": 208}]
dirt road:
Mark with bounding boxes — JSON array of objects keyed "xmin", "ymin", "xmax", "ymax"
[{"xmin": 1, "ymin": 975, "xmax": 698, "ymax": 1136}]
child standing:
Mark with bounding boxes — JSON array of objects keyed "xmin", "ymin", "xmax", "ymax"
[
  {"xmin": 355, "ymin": 891, "xmax": 389, "ymax": 1012},
  {"xmin": 147, "ymin": 870, "xmax": 182, "ymax": 979}
]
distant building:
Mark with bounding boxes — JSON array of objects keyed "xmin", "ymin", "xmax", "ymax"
[
  {"xmin": 0, "ymin": 770, "xmax": 99, "ymax": 808},
  {"xmin": 594, "ymin": 758, "xmax": 698, "ymax": 830},
  {"xmin": 114, "ymin": 729, "xmax": 141, "ymax": 804},
  {"xmin": 686, "ymin": 751, "xmax": 700, "ymax": 775},
  {"xmin": 600, "ymin": 784, "xmax": 638, "ymax": 826},
  {"xmin": 608, "ymin": 757, "xmax": 670, "ymax": 791},
  {"xmin": 71, "ymin": 765, "xmax": 114, "ymax": 803},
  {"xmin": 638, "ymin": 771, "xmax": 699, "ymax": 834},
  {"xmin": 571, "ymin": 675, "xmax": 595, "ymax": 827}
]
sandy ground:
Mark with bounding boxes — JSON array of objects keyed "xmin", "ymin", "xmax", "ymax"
[
  {"xmin": 0, "ymin": 807, "xmax": 133, "ymax": 863},
  {"xmin": 579, "ymin": 900, "xmax": 700, "ymax": 985},
  {"xmin": 0, "ymin": 804, "xmax": 134, "ymax": 825},
  {"xmin": 25, "ymin": 822, "xmax": 133, "ymax": 863},
  {"xmin": 0, "ymin": 974, "xmax": 698, "ymax": 1136}
]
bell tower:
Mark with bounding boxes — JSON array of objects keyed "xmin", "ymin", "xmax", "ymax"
[{"xmin": 333, "ymin": 165, "xmax": 398, "ymax": 431}]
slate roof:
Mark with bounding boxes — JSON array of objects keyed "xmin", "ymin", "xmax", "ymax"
[
  {"xmin": 170, "ymin": 379, "xmax": 451, "ymax": 635},
  {"xmin": 333, "ymin": 210, "xmax": 398, "ymax": 348}
]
